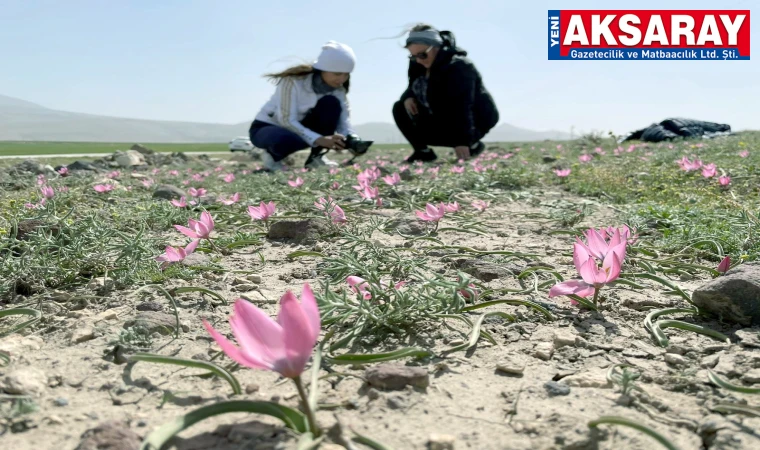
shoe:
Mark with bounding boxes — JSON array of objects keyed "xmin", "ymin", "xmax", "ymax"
[
  {"xmin": 305, "ymin": 151, "xmax": 339, "ymax": 169},
  {"xmin": 406, "ymin": 147, "xmax": 437, "ymax": 163},
  {"xmin": 261, "ymin": 150, "xmax": 286, "ymax": 172},
  {"xmin": 470, "ymin": 141, "xmax": 486, "ymax": 158}
]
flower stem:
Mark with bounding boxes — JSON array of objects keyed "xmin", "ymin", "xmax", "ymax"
[
  {"xmin": 293, "ymin": 374, "xmax": 320, "ymax": 437},
  {"xmin": 592, "ymin": 287, "xmax": 600, "ymax": 306},
  {"xmin": 207, "ymin": 238, "xmax": 222, "ymax": 253}
]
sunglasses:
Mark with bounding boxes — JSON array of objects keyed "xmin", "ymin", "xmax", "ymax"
[{"xmin": 408, "ymin": 45, "xmax": 434, "ymax": 61}]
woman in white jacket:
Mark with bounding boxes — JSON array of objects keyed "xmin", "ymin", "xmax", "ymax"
[{"xmin": 250, "ymin": 41, "xmax": 358, "ymax": 171}]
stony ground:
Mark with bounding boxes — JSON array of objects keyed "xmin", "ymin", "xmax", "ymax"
[{"xmin": 1, "ymin": 142, "xmax": 759, "ymax": 450}]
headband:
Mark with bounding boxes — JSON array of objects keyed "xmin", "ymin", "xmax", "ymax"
[{"xmin": 406, "ymin": 29, "xmax": 443, "ymax": 47}]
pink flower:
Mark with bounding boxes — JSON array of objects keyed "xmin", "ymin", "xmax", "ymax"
[
  {"xmin": 330, "ymin": 182, "xmax": 340, "ymax": 190},
  {"xmin": 40, "ymin": 186, "xmax": 55, "ymax": 199},
  {"xmin": 156, "ymin": 239, "xmax": 200, "ymax": 269},
  {"xmin": 472, "ymin": 200, "xmax": 489, "ymax": 212},
  {"xmin": 93, "ymin": 184, "xmax": 114, "ymax": 193},
  {"xmin": 579, "ymin": 154, "xmax": 592, "ymax": 163},
  {"xmin": 142, "ymin": 179, "xmax": 154, "ymax": 188},
  {"xmin": 347, "ymin": 276, "xmax": 372, "ymax": 300},
  {"xmin": 248, "ymin": 201, "xmax": 276, "ymax": 221},
  {"xmin": 382, "ymin": 173, "xmax": 401, "ymax": 186},
  {"xmin": 330, "ymin": 205, "xmax": 347, "ymax": 223},
  {"xmin": 359, "ymin": 186, "xmax": 379, "ymax": 200},
  {"xmin": 451, "ymin": 166, "xmax": 465, "ymax": 174},
  {"xmin": 739, "ymin": 151, "xmax": 749, "ymax": 158},
  {"xmin": 219, "ymin": 192, "xmax": 240, "ymax": 205},
  {"xmin": 701, "ymin": 163, "xmax": 717, "ymax": 178},
  {"xmin": 578, "ymin": 227, "xmax": 628, "ymax": 262},
  {"xmin": 677, "ymin": 157, "xmax": 703, "ymax": 172},
  {"xmin": 549, "ymin": 241, "xmax": 624, "ymax": 299},
  {"xmin": 288, "ymin": 177, "xmax": 304, "ymax": 188},
  {"xmin": 223, "ymin": 174, "xmax": 236, "ymax": 183},
  {"xmin": 171, "ymin": 197, "xmax": 188, "ymax": 208},
  {"xmin": 719, "ymin": 176, "xmax": 731, "ymax": 186},
  {"xmin": 107, "ymin": 171, "xmax": 120, "ymax": 179},
  {"xmin": 203, "ymin": 283, "xmax": 320, "ymax": 379},
  {"xmin": 188, "ymin": 187, "xmax": 207, "ymax": 198},
  {"xmin": 554, "ymin": 169, "xmax": 571, "ymax": 177},
  {"xmin": 444, "ymin": 202, "xmax": 460, "ymax": 213},
  {"xmin": 57, "ymin": 167, "xmax": 69, "ymax": 176},
  {"xmin": 717, "ymin": 256, "xmax": 731, "ymax": 274},
  {"xmin": 415, "ymin": 203, "xmax": 445, "ymax": 222},
  {"xmin": 175, "ymin": 211, "xmax": 215, "ymax": 240}
]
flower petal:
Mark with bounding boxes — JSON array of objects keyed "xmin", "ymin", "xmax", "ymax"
[
  {"xmin": 549, "ymin": 279, "xmax": 595, "ymax": 298},
  {"xmin": 275, "ymin": 291, "xmax": 315, "ymax": 378},
  {"xmin": 230, "ymin": 299, "xmax": 285, "ymax": 364},
  {"xmin": 174, "ymin": 225, "xmax": 201, "ymax": 239},
  {"xmin": 299, "ymin": 283, "xmax": 321, "ymax": 343},
  {"xmin": 203, "ymin": 319, "xmax": 273, "ymax": 370}
]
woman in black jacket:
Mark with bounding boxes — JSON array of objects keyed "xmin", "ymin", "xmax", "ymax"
[{"xmin": 393, "ymin": 24, "xmax": 499, "ymax": 163}]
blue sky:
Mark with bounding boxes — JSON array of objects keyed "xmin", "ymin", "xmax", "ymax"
[{"xmin": 1, "ymin": 0, "xmax": 757, "ymax": 135}]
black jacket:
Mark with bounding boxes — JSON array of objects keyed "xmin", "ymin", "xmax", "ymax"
[{"xmin": 400, "ymin": 31, "xmax": 499, "ymax": 146}]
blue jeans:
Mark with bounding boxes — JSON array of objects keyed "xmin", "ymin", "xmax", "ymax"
[{"xmin": 249, "ymin": 95, "xmax": 342, "ymax": 161}]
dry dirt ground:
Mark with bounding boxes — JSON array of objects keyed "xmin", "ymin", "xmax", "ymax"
[{"xmin": 1, "ymin": 186, "xmax": 759, "ymax": 450}]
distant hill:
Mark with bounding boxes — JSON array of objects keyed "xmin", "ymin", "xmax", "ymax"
[{"xmin": 0, "ymin": 94, "xmax": 571, "ymax": 143}]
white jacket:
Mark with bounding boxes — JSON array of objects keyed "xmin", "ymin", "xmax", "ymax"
[{"xmin": 254, "ymin": 73, "xmax": 355, "ymax": 147}]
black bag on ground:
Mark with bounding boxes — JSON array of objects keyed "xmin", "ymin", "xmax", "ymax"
[{"xmin": 620, "ymin": 118, "xmax": 732, "ymax": 143}]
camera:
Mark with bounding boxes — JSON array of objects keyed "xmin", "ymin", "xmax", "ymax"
[{"xmin": 344, "ymin": 134, "xmax": 373, "ymax": 156}]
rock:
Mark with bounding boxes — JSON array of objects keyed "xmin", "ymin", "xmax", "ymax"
[
  {"xmin": 69, "ymin": 326, "xmax": 96, "ymax": 344},
  {"xmin": 387, "ymin": 218, "xmax": 427, "ymax": 236},
  {"xmin": 665, "ymin": 354, "xmax": 688, "ymax": 366},
  {"xmin": 496, "ymin": 360, "xmax": 525, "ymax": 376},
  {"xmin": 76, "ymin": 421, "xmax": 142, "ymax": 450},
  {"xmin": 247, "ymin": 275, "xmax": 262, "ymax": 284},
  {"xmin": 136, "ymin": 301, "xmax": 163, "ymax": 312},
  {"xmin": 428, "ymin": 433, "xmax": 456, "ymax": 450},
  {"xmin": 365, "ymin": 364, "xmax": 429, "ymax": 390},
  {"xmin": 692, "ymin": 262, "xmax": 760, "ymax": 325},
  {"xmin": 0, "ymin": 334, "xmax": 44, "ymax": 358},
  {"xmin": 735, "ymin": 329, "xmax": 760, "ymax": 348},
  {"xmin": 12, "ymin": 159, "xmax": 48, "ymax": 175},
  {"xmin": 13, "ymin": 219, "xmax": 60, "ymax": 241},
  {"xmin": 561, "ymin": 368, "xmax": 613, "ymax": 388},
  {"xmin": 152, "ymin": 184, "xmax": 188, "ymax": 201},
  {"xmin": 542, "ymin": 156, "xmax": 557, "ymax": 163},
  {"xmin": 87, "ymin": 277, "xmax": 115, "ymax": 296},
  {"xmin": 452, "ymin": 258, "xmax": 513, "ymax": 282},
  {"xmin": 245, "ymin": 384, "xmax": 260, "ymax": 394},
  {"xmin": 54, "ymin": 398, "xmax": 69, "ymax": 407},
  {"xmin": 534, "ymin": 342, "xmax": 554, "ymax": 360},
  {"xmin": 114, "ymin": 150, "xmax": 146, "ymax": 167},
  {"xmin": 700, "ymin": 354, "xmax": 720, "ymax": 369},
  {"xmin": 553, "ymin": 330, "xmax": 578, "ymax": 349},
  {"xmin": 742, "ymin": 369, "xmax": 760, "ymax": 384},
  {"xmin": 0, "ymin": 367, "xmax": 47, "ymax": 396},
  {"xmin": 67, "ymin": 161, "xmax": 98, "ymax": 172},
  {"xmin": 267, "ymin": 219, "xmax": 332, "ymax": 244},
  {"xmin": 544, "ymin": 381, "xmax": 570, "ymax": 396},
  {"xmin": 130, "ymin": 144, "xmax": 155, "ymax": 155},
  {"xmin": 123, "ymin": 312, "xmax": 178, "ymax": 335}
]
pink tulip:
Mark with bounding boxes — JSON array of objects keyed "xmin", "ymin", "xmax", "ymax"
[
  {"xmin": 415, "ymin": 203, "xmax": 445, "ymax": 222},
  {"xmin": 248, "ymin": 201, "xmax": 276, "ymax": 221},
  {"xmin": 330, "ymin": 182, "xmax": 340, "ymax": 190},
  {"xmin": 472, "ymin": 200, "xmax": 489, "ymax": 212},
  {"xmin": 171, "ymin": 197, "xmax": 187, "ymax": 208},
  {"xmin": 578, "ymin": 227, "xmax": 628, "ymax": 262},
  {"xmin": 579, "ymin": 154, "xmax": 592, "ymax": 163},
  {"xmin": 347, "ymin": 276, "xmax": 372, "ymax": 300},
  {"xmin": 701, "ymin": 164, "xmax": 717, "ymax": 178},
  {"xmin": 719, "ymin": 176, "xmax": 731, "ymax": 186},
  {"xmin": 549, "ymin": 242, "xmax": 624, "ymax": 300},
  {"xmin": 40, "ymin": 186, "xmax": 55, "ymax": 199},
  {"xmin": 739, "ymin": 151, "xmax": 749, "ymax": 158},
  {"xmin": 330, "ymin": 205, "xmax": 347, "ymax": 224},
  {"xmin": 717, "ymin": 256, "xmax": 731, "ymax": 274},
  {"xmin": 223, "ymin": 173, "xmax": 236, "ymax": 183},
  {"xmin": 451, "ymin": 166, "xmax": 465, "ymax": 174},
  {"xmin": 288, "ymin": 177, "xmax": 304, "ymax": 188},
  {"xmin": 93, "ymin": 184, "xmax": 114, "ymax": 193},
  {"xmin": 156, "ymin": 239, "xmax": 200, "ymax": 269},
  {"xmin": 444, "ymin": 202, "xmax": 460, "ymax": 213},
  {"xmin": 359, "ymin": 186, "xmax": 379, "ymax": 200},
  {"xmin": 382, "ymin": 173, "xmax": 401, "ymax": 186},
  {"xmin": 554, "ymin": 169, "xmax": 571, "ymax": 177},
  {"xmin": 188, "ymin": 187, "xmax": 207, "ymax": 198},
  {"xmin": 107, "ymin": 171, "xmax": 120, "ymax": 179},
  {"xmin": 175, "ymin": 211, "xmax": 215, "ymax": 240},
  {"xmin": 57, "ymin": 167, "xmax": 69, "ymax": 176},
  {"xmin": 219, "ymin": 192, "xmax": 240, "ymax": 205},
  {"xmin": 203, "ymin": 283, "xmax": 320, "ymax": 379},
  {"xmin": 142, "ymin": 179, "xmax": 154, "ymax": 188}
]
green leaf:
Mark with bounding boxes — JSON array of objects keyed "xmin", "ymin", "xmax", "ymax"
[
  {"xmin": 129, "ymin": 353, "xmax": 242, "ymax": 395},
  {"xmin": 139, "ymin": 400, "xmax": 308, "ymax": 450},
  {"xmin": 655, "ymin": 319, "xmax": 730, "ymax": 347},
  {"xmin": 461, "ymin": 299, "xmax": 554, "ymax": 320},
  {"xmin": 0, "ymin": 308, "xmax": 42, "ymax": 339},
  {"xmin": 708, "ymin": 370, "xmax": 760, "ymax": 394},
  {"xmin": 351, "ymin": 427, "xmax": 395, "ymax": 450},
  {"xmin": 325, "ymin": 347, "xmax": 433, "ymax": 365},
  {"xmin": 588, "ymin": 416, "xmax": 680, "ymax": 450},
  {"xmin": 172, "ymin": 286, "xmax": 228, "ymax": 305},
  {"xmin": 710, "ymin": 403, "xmax": 760, "ymax": 417}
]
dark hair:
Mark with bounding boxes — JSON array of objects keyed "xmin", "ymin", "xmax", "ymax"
[
  {"xmin": 263, "ymin": 64, "xmax": 350, "ymax": 93},
  {"xmin": 404, "ymin": 23, "xmax": 457, "ymax": 49}
]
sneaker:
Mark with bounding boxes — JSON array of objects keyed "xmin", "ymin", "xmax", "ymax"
[
  {"xmin": 470, "ymin": 141, "xmax": 486, "ymax": 158},
  {"xmin": 406, "ymin": 147, "xmax": 437, "ymax": 163},
  {"xmin": 261, "ymin": 150, "xmax": 285, "ymax": 172},
  {"xmin": 304, "ymin": 153, "xmax": 338, "ymax": 169}
]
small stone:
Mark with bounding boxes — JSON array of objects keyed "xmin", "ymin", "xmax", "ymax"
[
  {"xmin": 428, "ymin": 433, "xmax": 456, "ymax": 450},
  {"xmin": 87, "ymin": 277, "xmax": 115, "ymax": 295},
  {"xmin": 366, "ymin": 388, "xmax": 381, "ymax": 400},
  {"xmin": 496, "ymin": 361, "xmax": 525, "ymax": 376},
  {"xmin": 561, "ymin": 369, "xmax": 613, "ymax": 389},
  {"xmin": 534, "ymin": 342, "xmax": 554, "ymax": 360},
  {"xmin": 386, "ymin": 394, "xmax": 407, "ymax": 410},
  {"xmin": 365, "ymin": 364, "xmax": 429, "ymax": 390},
  {"xmin": 77, "ymin": 421, "xmax": 142, "ymax": 450},
  {"xmin": 692, "ymin": 262, "xmax": 760, "ymax": 326},
  {"xmin": 233, "ymin": 284, "xmax": 258, "ymax": 292},
  {"xmin": 736, "ymin": 329, "xmax": 760, "ymax": 348},
  {"xmin": 114, "ymin": 150, "xmax": 146, "ymax": 167},
  {"xmin": 0, "ymin": 367, "xmax": 47, "ymax": 397},
  {"xmin": 616, "ymin": 395, "xmax": 633, "ymax": 406},
  {"xmin": 54, "ymin": 398, "xmax": 69, "ymax": 407},
  {"xmin": 46, "ymin": 415, "xmax": 65, "ymax": 425},
  {"xmin": 136, "ymin": 301, "xmax": 163, "ymax": 312},
  {"xmin": 152, "ymin": 184, "xmax": 188, "ymax": 201},
  {"xmin": 245, "ymin": 384, "xmax": 260, "ymax": 394},
  {"xmin": 247, "ymin": 275, "xmax": 262, "ymax": 284},
  {"xmin": 553, "ymin": 330, "xmax": 577, "ymax": 349},
  {"xmin": 123, "ymin": 312, "xmax": 178, "ymax": 336},
  {"xmin": 70, "ymin": 326, "xmax": 96, "ymax": 344},
  {"xmin": 544, "ymin": 381, "xmax": 570, "ymax": 397},
  {"xmin": 741, "ymin": 369, "xmax": 760, "ymax": 384},
  {"xmin": 665, "ymin": 354, "xmax": 687, "ymax": 366}
]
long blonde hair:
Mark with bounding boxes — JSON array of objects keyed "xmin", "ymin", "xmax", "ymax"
[{"xmin": 262, "ymin": 63, "xmax": 350, "ymax": 92}]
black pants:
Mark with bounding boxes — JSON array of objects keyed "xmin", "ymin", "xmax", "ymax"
[
  {"xmin": 249, "ymin": 95, "xmax": 341, "ymax": 161},
  {"xmin": 392, "ymin": 100, "xmax": 492, "ymax": 152}
]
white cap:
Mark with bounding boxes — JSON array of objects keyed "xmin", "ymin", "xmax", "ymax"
[{"xmin": 313, "ymin": 41, "xmax": 356, "ymax": 73}]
